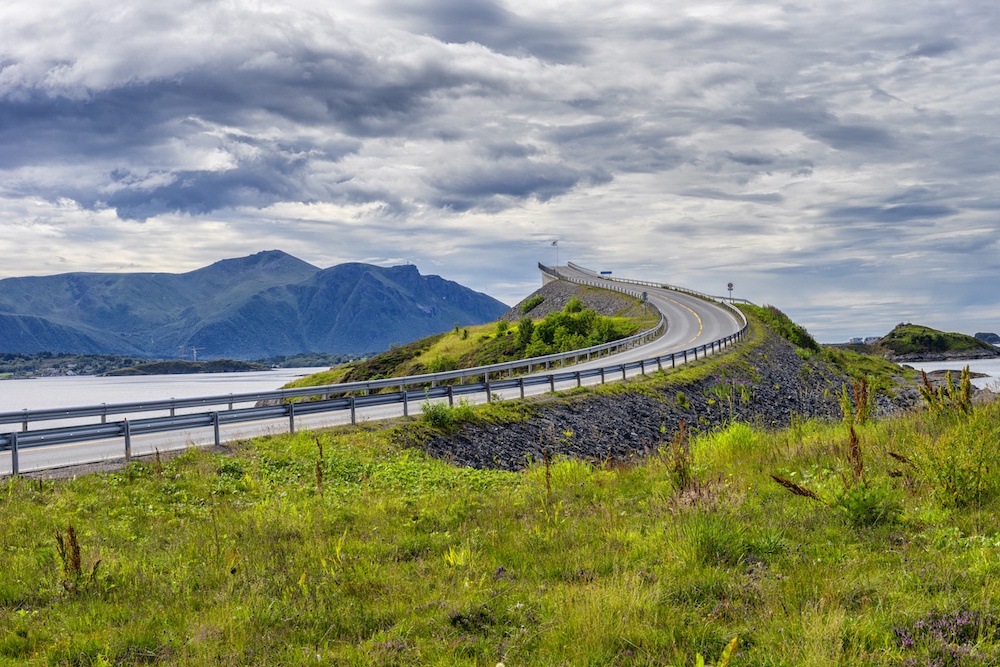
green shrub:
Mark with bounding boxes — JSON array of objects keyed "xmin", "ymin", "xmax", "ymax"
[
  {"xmin": 520, "ymin": 294, "xmax": 545, "ymax": 313},
  {"xmin": 833, "ymin": 484, "xmax": 902, "ymax": 527},
  {"xmin": 421, "ymin": 398, "xmax": 476, "ymax": 430}
]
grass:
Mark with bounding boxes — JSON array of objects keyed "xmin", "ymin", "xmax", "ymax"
[
  {"xmin": 5, "ymin": 392, "xmax": 1000, "ymax": 665},
  {"xmin": 877, "ymin": 323, "xmax": 995, "ymax": 356}
]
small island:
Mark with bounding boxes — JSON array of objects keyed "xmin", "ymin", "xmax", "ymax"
[{"xmin": 105, "ymin": 360, "xmax": 269, "ymax": 376}]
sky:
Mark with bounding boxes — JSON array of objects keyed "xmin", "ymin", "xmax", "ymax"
[{"xmin": 1, "ymin": 0, "xmax": 999, "ymax": 343}]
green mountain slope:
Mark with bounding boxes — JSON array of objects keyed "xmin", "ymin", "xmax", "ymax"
[{"xmin": 0, "ymin": 251, "xmax": 507, "ymax": 358}]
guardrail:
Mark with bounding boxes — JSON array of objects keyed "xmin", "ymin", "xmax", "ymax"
[
  {"xmin": 565, "ymin": 262, "xmax": 754, "ymax": 305},
  {"xmin": 0, "ymin": 266, "xmax": 749, "ymax": 475}
]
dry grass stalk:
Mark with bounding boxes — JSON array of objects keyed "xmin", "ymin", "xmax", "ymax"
[
  {"xmin": 669, "ymin": 420, "xmax": 693, "ymax": 491},
  {"xmin": 55, "ymin": 524, "xmax": 82, "ymax": 578},
  {"xmin": 770, "ymin": 475, "xmax": 825, "ymax": 504},
  {"xmin": 889, "ymin": 451, "xmax": 914, "ymax": 466},
  {"xmin": 315, "ymin": 437, "xmax": 324, "ymax": 496},
  {"xmin": 847, "ymin": 424, "xmax": 864, "ymax": 485}
]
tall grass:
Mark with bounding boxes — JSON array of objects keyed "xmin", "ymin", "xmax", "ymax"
[{"xmin": 4, "ymin": 401, "xmax": 1000, "ymax": 665}]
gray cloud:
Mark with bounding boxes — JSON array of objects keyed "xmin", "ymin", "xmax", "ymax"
[{"xmin": 1, "ymin": 0, "xmax": 1000, "ymax": 342}]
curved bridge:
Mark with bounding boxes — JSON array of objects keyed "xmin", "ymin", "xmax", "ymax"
[{"xmin": 1, "ymin": 265, "xmax": 749, "ymax": 476}]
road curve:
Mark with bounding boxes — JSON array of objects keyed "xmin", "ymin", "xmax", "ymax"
[{"xmin": 550, "ymin": 264, "xmax": 743, "ymax": 370}]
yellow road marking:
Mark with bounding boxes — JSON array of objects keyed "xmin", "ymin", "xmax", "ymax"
[{"xmin": 663, "ymin": 296, "xmax": 703, "ymax": 343}]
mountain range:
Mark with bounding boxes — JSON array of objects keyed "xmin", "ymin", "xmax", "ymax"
[{"xmin": 0, "ymin": 250, "xmax": 508, "ymax": 359}]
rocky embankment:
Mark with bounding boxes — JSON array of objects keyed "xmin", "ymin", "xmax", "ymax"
[{"xmin": 421, "ymin": 332, "xmax": 916, "ymax": 471}]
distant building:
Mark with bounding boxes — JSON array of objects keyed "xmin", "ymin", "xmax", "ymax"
[
  {"xmin": 849, "ymin": 337, "xmax": 864, "ymax": 345},
  {"xmin": 864, "ymin": 337, "xmax": 881, "ymax": 345}
]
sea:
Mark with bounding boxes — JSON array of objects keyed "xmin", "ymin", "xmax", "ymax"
[
  {"xmin": 892, "ymin": 358, "xmax": 1000, "ymax": 390},
  {"xmin": 0, "ymin": 367, "xmax": 329, "ymax": 414}
]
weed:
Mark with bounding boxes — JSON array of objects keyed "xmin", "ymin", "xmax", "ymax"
[
  {"xmin": 54, "ymin": 524, "xmax": 100, "ymax": 594},
  {"xmin": 665, "ymin": 421, "xmax": 693, "ymax": 491},
  {"xmin": 920, "ymin": 366, "xmax": 972, "ymax": 414}
]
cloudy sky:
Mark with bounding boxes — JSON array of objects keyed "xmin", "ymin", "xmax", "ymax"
[{"xmin": 1, "ymin": 0, "xmax": 999, "ymax": 342}]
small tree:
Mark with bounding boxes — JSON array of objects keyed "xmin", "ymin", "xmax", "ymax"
[{"xmin": 517, "ymin": 317, "xmax": 534, "ymax": 348}]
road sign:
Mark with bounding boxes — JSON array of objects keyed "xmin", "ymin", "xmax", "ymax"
[{"xmin": 600, "ymin": 271, "xmax": 612, "ymax": 275}]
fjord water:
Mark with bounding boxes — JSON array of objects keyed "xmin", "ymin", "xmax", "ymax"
[
  {"xmin": 0, "ymin": 367, "xmax": 328, "ymax": 414},
  {"xmin": 905, "ymin": 358, "xmax": 1000, "ymax": 390}
]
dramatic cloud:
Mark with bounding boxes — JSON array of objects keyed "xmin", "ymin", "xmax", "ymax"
[{"xmin": 1, "ymin": 0, "xmax": 999, "ymax": 342}]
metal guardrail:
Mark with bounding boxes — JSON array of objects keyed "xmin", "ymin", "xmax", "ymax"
[
  {"xmin": 0, "ymin": 268, "xmax": 666, "ymax": 431},
  {"xmin": 0, "ymin": 266, "xmax": 750, "ymax": 475},
  {"xmin": 565, "ymin": 262, "xmax": 754, "ymax": 305}
]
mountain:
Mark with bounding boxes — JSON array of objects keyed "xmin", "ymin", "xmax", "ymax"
[{"xmin": 0, "ymin": 251, "xmax": 508, "ymax": 358}]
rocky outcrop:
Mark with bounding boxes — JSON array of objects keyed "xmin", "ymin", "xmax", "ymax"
[{"xmin": 420, "ymin": 331, "xmax": 900, "ymax": 471}]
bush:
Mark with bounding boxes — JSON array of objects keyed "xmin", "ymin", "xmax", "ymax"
[
  {"xmin": 421, "ymin": 398, "xmax": 476, "ymax": 430},
  {"xmin": 833, "ymin": 484, "xmax": 902, "ymax": 527},
  {"xmin": 520, "ymin": 295, "xmax": 545, "ymax": 314}
]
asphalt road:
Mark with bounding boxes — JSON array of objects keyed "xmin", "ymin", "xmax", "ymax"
[{"xmin": 2, "ymin": 269, "xmax": 744, "ymax": 476}]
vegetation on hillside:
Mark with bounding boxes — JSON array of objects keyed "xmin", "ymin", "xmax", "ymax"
[
  {"xmin": 0, "ymin": 352, "xmax": 151, "ymax": 379},
  {"xmin": 741, "ymin": 304, "xmax": 821, "ymax": 352},
  {"xmin": 287, "ymin": 297, "xmax": 647, "ymax": 388},
  {"xmin": 876, "ymin": 323, "xmax": 996, "ymax": 356},
  {"xmin": 739, "ymin": 305, "xmax": 912, "ymax": 396}
]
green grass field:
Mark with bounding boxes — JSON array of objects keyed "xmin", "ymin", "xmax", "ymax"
[{"xmin": 3, "ymin": 379, "xmax": 1000, "ymax": 665}]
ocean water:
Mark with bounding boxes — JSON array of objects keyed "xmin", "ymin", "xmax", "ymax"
[
  {"xmin": 0, "ymin": 367, "xmax": 328, "ymax": 414},
  {"xmin": 902, "ymin": 358, "xmax": 1000, "ymax": 390}
]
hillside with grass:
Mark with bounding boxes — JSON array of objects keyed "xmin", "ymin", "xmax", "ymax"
[
  {"xmin": 286, "ymin": 295, "xmax": 654, "ymax": 389},
  {"xmin": 3, "ymin": 307, "xmax": 1000, "ymax": 664},
  {"xmin": 875, "ymin": 323, "xmax": 999, "ymax": 360}
]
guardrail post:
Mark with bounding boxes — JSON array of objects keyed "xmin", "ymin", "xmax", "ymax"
[
  {"xmin": 213, "ymin": 412, "xmax": 221, "ymax": 446},
  {"xmin": 22, "ymin": 410, "xmax": 28, "ymax": 432},
  {"xmin": 402, "ymin": 390, "xmax": 409, "ymax": 417},
  {"xmin": 683, "ymin": 351, "xmax": 687, "ymax": 364},
  {"xmin": 519, "ymin": 377, "xmax": 525, "ymax": 399},
  {"xmin": 576, "ymin": 371, "xmax": 581, "ymax": 388},
  {"xmin": 621, "ymin": 365, "xmax": 626, "ymax": 381},
  {"xmin": 485, "ymin": 380, "xmax": 492, "ymax": 403},
  {"xmin": 447, "ymin": 385, "xmax": 454, "ymax": 406},
  {"xmin": 640, "ymin": 360, "xmax": 645, "ymax": 375},
  {"xmin": 350, "ymin": 396, "xmax": 357, "ymax": 425},
  {"xmin": 10, "ymin": 432, "xmax": 19, "ymax": 476},
  {"xmin": 170, "ymin": 399, "xmax": 176, "ymax": 417},
  {"xmin": 600, "ymin": 368, "xmax": 605, "ymax": 384},
  {"xmin": 657, "ymin": 357, "xmax": 662, "ymax": 372},
  {"xmin": 693, "ymin": 347, "xmax": 698, "ymax": 360},
  {"xmin": 549, "ymin": 374, "xmax": 555, "ymax": 392},
  {"xmin": 101, "ymin": 403, "xmax": 107, "ymax": 424},
  {"xmin": 123, "ymin": 419, "xmax": 132, "ymax": 463},
  {"xmin": 229, "ymin": 394, "xmax": 234, "ymax": 410},
  {"xmin": 289, "ymin": 402, "xmax": 296, "ymax": 434}
]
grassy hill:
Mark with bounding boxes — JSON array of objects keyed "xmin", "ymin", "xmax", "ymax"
[{"xmin": 875, "ymin": 323, "xmax": 997, "ymax": 357}]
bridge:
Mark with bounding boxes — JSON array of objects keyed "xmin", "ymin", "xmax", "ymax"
[{"xmin": 0, "ymin": 265, "xmax": 748, "ymax": 476}]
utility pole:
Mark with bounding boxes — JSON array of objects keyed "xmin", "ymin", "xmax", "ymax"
[
  {"xmin": 177, "ymin": 345, "xmax": 186, "ymax": 360},
  {"xmin": 189, "ymin": 347, "xmax": 205, "ymax": 362}
]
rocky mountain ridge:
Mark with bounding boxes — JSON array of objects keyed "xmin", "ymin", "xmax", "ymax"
[{"xmin": 0, "ymin": 250, "xmax": 507, "ymax": 359}]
